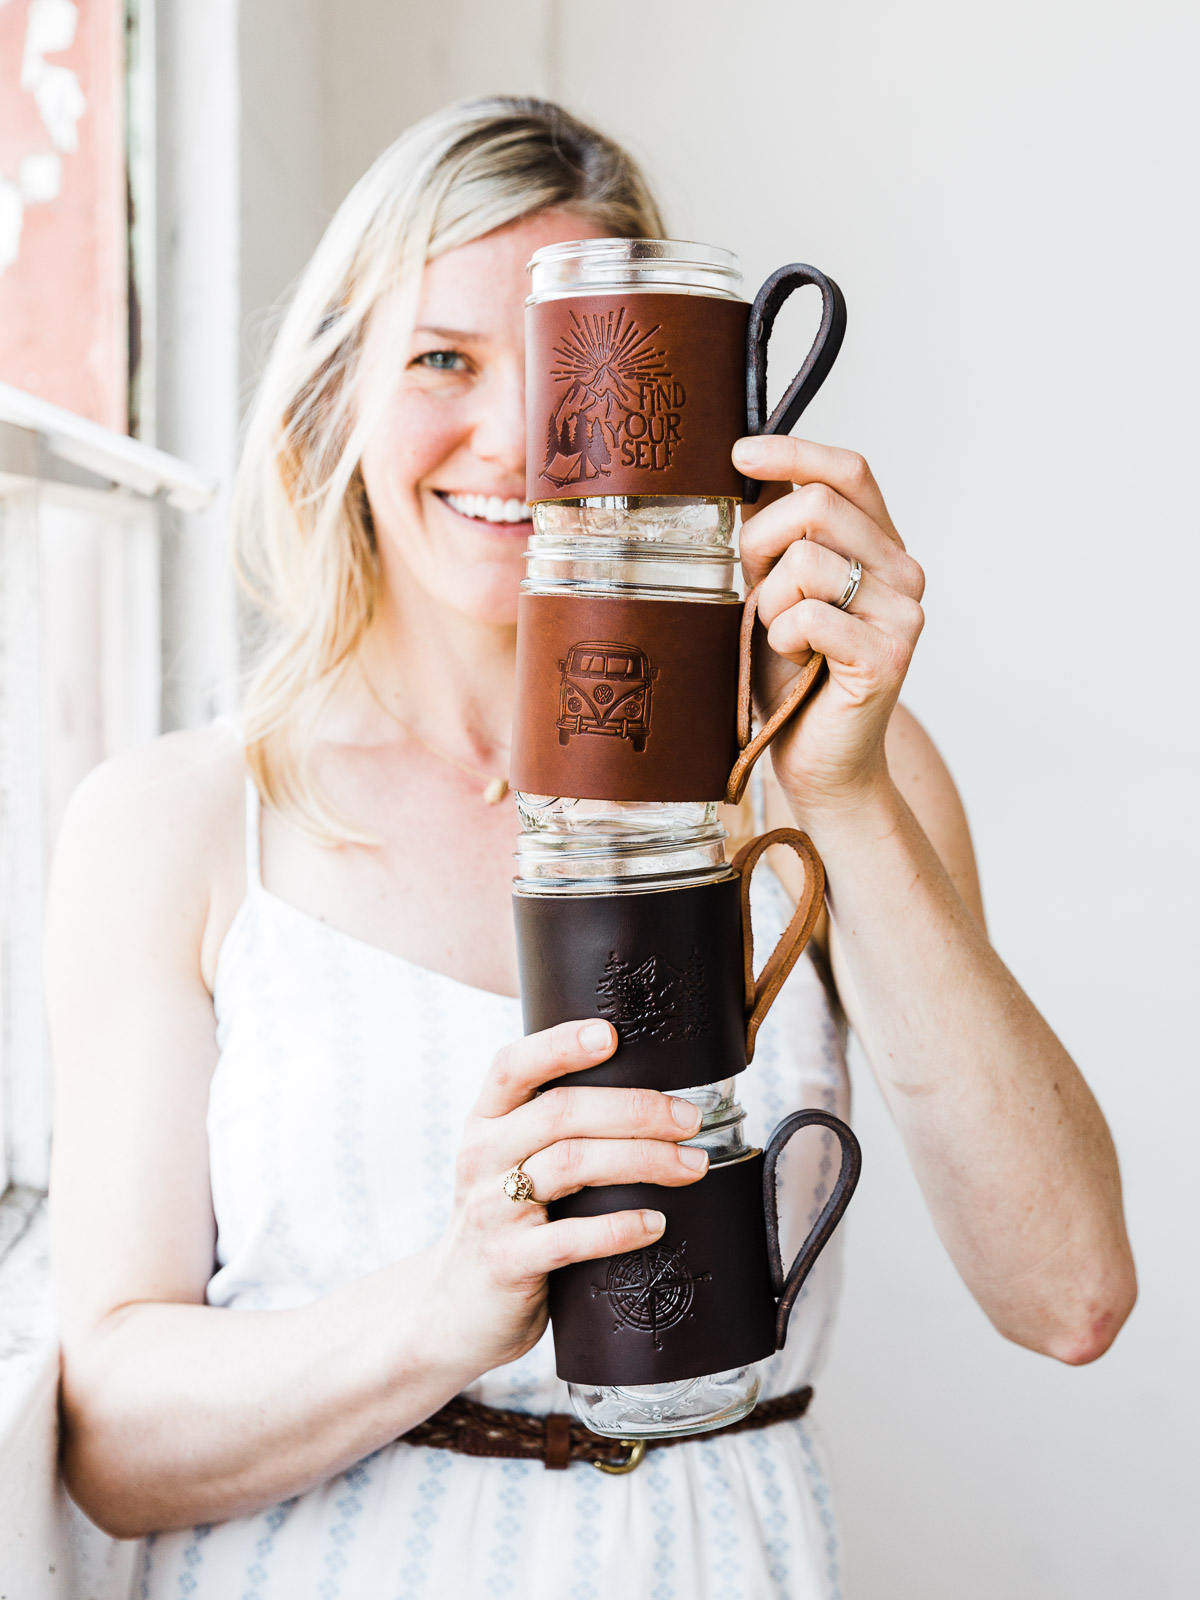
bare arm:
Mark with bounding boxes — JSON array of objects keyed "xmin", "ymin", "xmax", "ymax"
[
  {"xmin": 47, "ymin": 734, "xmax": 469, "ymax": 1534},
  {"xmin": 738, "ymin": 433, "xmax": 1136, "ymax": 1364},
  {"xmin": 773, "ymin": 708, "xmax": 1133, "ymax": 1362},
  {"xmin": 49, "ymin": 733, "xmax": 705, "ymax": 1535}
]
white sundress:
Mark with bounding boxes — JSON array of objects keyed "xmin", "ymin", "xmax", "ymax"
[{"xmin": 116, "ymin": 776, "xmax": 854, "ymax": 1600}]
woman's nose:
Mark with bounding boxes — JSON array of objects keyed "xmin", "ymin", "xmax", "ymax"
[{"xmin": 470, "ymin": 368, "xmax": 526, "ymax": 474}]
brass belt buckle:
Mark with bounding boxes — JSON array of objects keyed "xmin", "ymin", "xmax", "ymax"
[{"xmin": 592, "ymin": 1438, "xmax": 647, "ymax": 1475}]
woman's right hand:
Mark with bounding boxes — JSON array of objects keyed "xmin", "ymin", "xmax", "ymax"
[{"xmin": 427, "ymin": 1018, "xmax": 709, "ymax": 1380}]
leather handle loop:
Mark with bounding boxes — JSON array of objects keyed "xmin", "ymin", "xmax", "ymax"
[
  {"xmin": 726, "ymin": 583, "xmax": 825, "ymax": 805},
  {"xmin": 763, "ymin": 1110, "xmax": 862, "ymax": 1351},
  {"xmin": 730, "ymin": 827, "xmax": 826, "ymax": 1062},
  {"xmin": 742, "ymin": 263, "xmax": 848, "ymax": 505},
  {"xmin": 729, "ymin": 263, "xmax": 846, "ymax": 789}
]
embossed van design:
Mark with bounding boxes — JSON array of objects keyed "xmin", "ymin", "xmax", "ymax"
[{"xmin": 556, "ymin": 641, "xmax": 656, "ymax": 751}]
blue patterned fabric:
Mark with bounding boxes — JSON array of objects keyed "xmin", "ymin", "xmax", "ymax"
[{"xmin": 127, "ymin": 781, "xmax": 852, "ymax": 1597}]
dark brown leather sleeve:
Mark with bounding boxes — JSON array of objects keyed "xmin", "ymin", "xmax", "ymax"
[
  {"xmin": 548, "ymin": 1153, "xmax": 777, "ymax": 1385},
  {"xmin": 511, "ymin": 592, "xmax": 742, "ymax": 801},
  {"xmin": 513, "ymin": 877, "xmax": 748, "ymax": 1093},
  {"xmin": 526, "ymin": 293, "xmax": 749, "ymax": 502}
]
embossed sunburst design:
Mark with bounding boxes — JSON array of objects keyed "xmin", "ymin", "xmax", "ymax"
[
  {"xmin": 540, "ymin": 309, "xmax": 674, "ymax": 487},
  {"xmin": 593, "ymin": 1240, "xmax": 710, "ymax": 1349},
  {"xmin": 551, "ymin": 308, "xmax": 672, "ymax": 405}
]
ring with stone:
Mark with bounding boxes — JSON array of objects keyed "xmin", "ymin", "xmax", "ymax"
[
  {"xmin": 502, "ymin": 1160, "xmax": 540, "ymax": 1204},
  {"xmin": 835, "ymin": 557, "xmax": 863, "ymax": 611}
]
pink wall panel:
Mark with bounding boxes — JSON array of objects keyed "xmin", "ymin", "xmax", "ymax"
[{"xmin": 0, "ymin": 0, "xmax": 126, "ymax": 431}]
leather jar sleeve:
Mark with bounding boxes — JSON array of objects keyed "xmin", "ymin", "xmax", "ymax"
[
  {"xmin": 511, "ymin": 592, "xmax": 742, "ymax": 802},
  {"xmin": 548, "ymin": 1155, "xmax": 777, "ymax": 1386},
  {"xmin": 526, "ymin": 293, "xmax": 749, "ymax": 503},
  {"xmin": 513, "ymin": 878, "xmax": 748, "ymax": 1093}
]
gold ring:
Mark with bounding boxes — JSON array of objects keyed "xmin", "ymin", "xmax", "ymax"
[{"xmin": 502, "ymin": 1160, "xmax": 539, "ymax": 1204}]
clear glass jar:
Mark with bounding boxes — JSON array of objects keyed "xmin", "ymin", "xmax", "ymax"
[
  {"xmin": 514, "ymin": 827, "xmax": 763, "ymax": 1439},
  {"xmin": 518, "ymin": 239, "xmax": 749, "ymax": 839},
  {"xmin": 515, "ymin": 504, "xmax": 739, "ymax": 839},
  {"xmin": 512, "ymin": 823, "xmax": 742, "ymax": 1123},
  {"xmin": 512, "ymin": 817, "xmax": 728, "ymax": 888},
  {"xmin": 567, "ymin": 1129, "xmax": 765, "ymax": 1441},
  {"xmin": 527, "ymin": 236, "xmax": 745, "ymax": 302}
]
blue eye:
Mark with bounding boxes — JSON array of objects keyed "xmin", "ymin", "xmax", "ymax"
[{"xmin": 413, "ymin": 349, "xmax": 467, "ymax": 371}]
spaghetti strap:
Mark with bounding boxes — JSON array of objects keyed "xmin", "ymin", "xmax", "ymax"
[{"xmin": 244, "ymin": 776, "xmax": 263, "ymax": 890}]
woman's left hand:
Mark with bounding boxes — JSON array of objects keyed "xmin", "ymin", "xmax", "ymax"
[{"xmin": 733, "ymin": 433, "xmax": 926, "ymax": 819}]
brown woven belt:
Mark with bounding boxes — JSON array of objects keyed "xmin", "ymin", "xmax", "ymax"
[{"xmin": 402, "ymin": 1386, "xmax": 814, "ymax": 1474}]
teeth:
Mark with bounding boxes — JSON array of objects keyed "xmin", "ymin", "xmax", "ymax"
[{"xmin": 442, "ymin": 492, "xmax": 531, "ymax": 524}]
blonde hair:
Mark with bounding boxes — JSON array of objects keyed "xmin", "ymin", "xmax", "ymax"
[{"xmin": 232, "ymin": 96, "xmax": 665, "ymax": 840}]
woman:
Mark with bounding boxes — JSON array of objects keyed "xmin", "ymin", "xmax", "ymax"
[{"xmin": 46, "ymin": 96, "xmax": 1136, "ymax": 1597}]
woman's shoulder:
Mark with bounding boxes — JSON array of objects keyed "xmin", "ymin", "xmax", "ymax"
[
  {"xmin": 56, "ymin": 721, "xmax": 247, "ymax": 861},
  {"xmin": 47, "ymin": 723, "xmax": 249, "ymax": 990}
]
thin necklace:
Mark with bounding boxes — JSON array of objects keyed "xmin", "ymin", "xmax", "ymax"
[{"xmin": 358, "ymin": 660, "xmax": 511, "ymax": 805}]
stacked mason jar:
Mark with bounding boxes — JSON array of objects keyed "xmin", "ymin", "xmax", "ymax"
[{"xmin": 510, "ymin": 239, "xmax": 860, "ymax": 1440}]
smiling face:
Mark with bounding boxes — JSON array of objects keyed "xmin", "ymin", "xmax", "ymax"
[{"xmin": 357, "ymin": 208, "xmax": 612, "ymax": 630}]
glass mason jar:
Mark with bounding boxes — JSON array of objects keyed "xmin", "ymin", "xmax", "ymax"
[
  {"xmin": 516, "ymin": 240, "xmax": 848, "ymax": 836},
  {"xmin": 513, "ymin": 824, "xmax": 763, "ymax": 1438},
  {"xmin": 512, "ymin": 816, "xmax": 729, "ymax": 893},
  {"xmin": 511, "ymin": 823, "xmax": 739, "ymax": 1103},
  {"xmin": 566, "ymin": 1135, "xmax": 765, "ymax": 1442},
  {"xmin": 516, "ymin": 239, "xmax": 747, "ymax": 839}
]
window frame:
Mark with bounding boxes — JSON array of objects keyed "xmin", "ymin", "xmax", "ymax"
[{"xmin": 0, "ymin": 387, "xmax": 212, "ymax": 1205}]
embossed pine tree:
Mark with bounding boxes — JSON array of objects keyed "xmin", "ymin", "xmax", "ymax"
[
  {"xmin": 596, "ymin": 951, "xmax": 660, "ymax": 1041},
  {"xmin": 542, "ymin": 413, "xmax": 560, "ymax": 475},
  {"xmin": 596, "ymin": 951, "xmax": 636, "ymax": 1038},
  {"xmin": 679, "ymin": 947, "xmax": 711, "ymax": 1041},
  {"xmin": 583, "ymin": 416, "xmax": 610, "ymax": 476}
]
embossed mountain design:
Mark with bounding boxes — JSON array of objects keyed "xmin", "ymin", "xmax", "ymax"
[
  {"xmin": 540, "ymin": 308, "xmax": 672, "ymax": 487},
  {"xmin": 594, "ymin": 947, "xmax": 711, "ymax": 1043}
]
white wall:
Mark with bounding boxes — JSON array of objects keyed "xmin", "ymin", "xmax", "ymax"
[
  {"xmin": 318, "ymin": 0, "xmax": 557, "ymax": 215},
  {"xmin": 239, "ymin": 2, "xmax": 1199, "ymax": 1592},
  {"xmin": 238, "ymin": 0, "xmax": 324, "ymax": 390}
]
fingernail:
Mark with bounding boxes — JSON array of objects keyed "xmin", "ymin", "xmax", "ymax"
[
  {"xmin": 670, "ymin": 1098, "xmax": 703, "ymax": 1130},
  {"xmin": 678, "ymin": 1145, "xmax": 709, "ymax": 1171},
  {"xmin": 732, "ymin": 436, "xmax": 767, "ymax": 467},
  {"xmin": 642, "ymin": 1210, "xmax": 667, "ymax": 1232},
  {"xmin": 579, "ymin": 1021, "xmax": 612, "ymax": 1052}
]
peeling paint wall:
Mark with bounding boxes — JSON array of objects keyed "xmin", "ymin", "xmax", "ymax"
[{"xmin": 0, "ymin": 0, "xmax": 126, "ymax": 429}]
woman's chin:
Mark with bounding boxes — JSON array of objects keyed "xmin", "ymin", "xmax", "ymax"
[{"xmin": 426, "ymin": 566, "xmax": 524, "ymax": 629}]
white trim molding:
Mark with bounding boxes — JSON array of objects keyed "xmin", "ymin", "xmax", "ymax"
[{"xmin": 0, "ymin": 387, "xmax": 213, "ymax": 1192}]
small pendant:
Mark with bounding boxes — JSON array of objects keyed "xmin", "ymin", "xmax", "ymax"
[{"xmin": 483, "ymin": 776, "xmax": 510, "ymax": 805}]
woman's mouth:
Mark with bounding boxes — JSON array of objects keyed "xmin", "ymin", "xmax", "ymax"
[{"xmin": 435, "ymin": 490, "xmax": 533, "ymax": 528}]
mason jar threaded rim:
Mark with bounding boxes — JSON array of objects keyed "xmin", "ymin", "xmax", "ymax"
[
  {"xmin": 513, "ymin": 823, "xmax": 731, "ymax": 895},
  {"xmin": 527, "ymin": 237, "xmax": 744, "ymax": 302}
]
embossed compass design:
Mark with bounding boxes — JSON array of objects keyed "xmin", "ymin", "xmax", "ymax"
[{"xmin": 593, "ymin": 1240, "xmax": 711, "ymax": 1349}]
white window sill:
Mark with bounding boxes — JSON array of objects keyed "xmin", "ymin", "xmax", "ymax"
[
  {"xmin": 0, "ymin": 1191, "xmax": 136, "ymax": 1598},
  {"xmin": 0, "ymin": 1190, "xmax": 64, "ymax": 1590},
  {"xmin": 0, "ymin": 1187, "xmax": 55, "ymax": 1434},
  {"xmin": 0, "ymin": 1194, "xmax": 69, "ymax": 1596}
]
